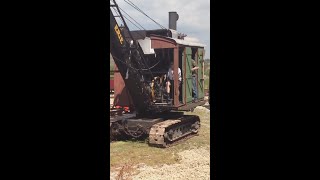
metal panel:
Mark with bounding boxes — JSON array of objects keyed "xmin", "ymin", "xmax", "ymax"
[
  {"xmin": 150, "ymin": 36, "xmax": 176, "ymax": 49},
  {"xmin": 173, "ymin": 47, "xmax": 179, "ymax": 106},
  {"xmin": 137, "ymin": 37, "xmax": 155, "ymax": 54},
  {"xmin": 183, "ymin": 47, "xmax": 193, "ymax": 103},
  {"xmin": 110, "ymin": 79, "xmax": 114, "ymax": 91},
  {"xmin": 113, "ymin": 64, "xmax": 133, "ymax": 107},
  {"xmin": 197, "ymin": 48, "xmax": 204, "ymax": 99}
]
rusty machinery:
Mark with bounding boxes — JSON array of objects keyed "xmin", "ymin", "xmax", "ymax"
[{"xmin": 109, "ymin": 0, "xmax": 206, "ymax": 147}]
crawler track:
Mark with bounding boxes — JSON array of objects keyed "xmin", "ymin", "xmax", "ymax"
[
  {"xmin": 148, "ymin": 115, "xmax": 200, "ymax": 148},
  {"xmin": 110, "ymin": 110, "xmax": 201, "ymax": 147},
  {"xmin": 150, "ymin": 132, "xmax": 199, "ymax": 148}
]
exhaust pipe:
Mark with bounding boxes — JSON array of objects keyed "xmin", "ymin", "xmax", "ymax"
[{"xmin": 169, "ymin": 12, "xmax": 179, "ymax": 30}]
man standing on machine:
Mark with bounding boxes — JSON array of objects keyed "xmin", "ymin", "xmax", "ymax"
[
  {"xmin": 191, "ymin": 59, "xmax": 199, "ymax": 102},
  {"xmin": 166, "ymin": 62, "xmax": 182, "ymax": 102}
]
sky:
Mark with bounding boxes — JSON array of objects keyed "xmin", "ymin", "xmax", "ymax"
[{"xmin": 113, "ymin": 0, "xmax": 211, "ymax": 59}]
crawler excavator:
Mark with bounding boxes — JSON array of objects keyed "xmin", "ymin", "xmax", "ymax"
[{"xmin": 109, "ymin": 0, "xmax": 206, "ymax": 147}]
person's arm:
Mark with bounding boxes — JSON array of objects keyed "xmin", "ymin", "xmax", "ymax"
[
  {"xmin": 192, "ymin": 66, "xmax": 199, "ymax": 71},
  {"xmin": 191, "ymin": 60, "xmax": 199, "ymax": 71}
]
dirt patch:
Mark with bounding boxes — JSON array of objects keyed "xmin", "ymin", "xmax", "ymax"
[
  {"xmin": 132, "ymin": 147, "xmax": 210, "ymax": 180},
  {"xmin": 110, "ymin": 163, "xmax": 139, "ymax": 180}
]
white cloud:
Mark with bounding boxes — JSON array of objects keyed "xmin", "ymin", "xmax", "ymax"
[{"xmin": 113, "ymin": 0, "xmax": 210, "ymax": 59}]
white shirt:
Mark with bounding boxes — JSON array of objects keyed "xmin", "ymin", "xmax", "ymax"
[{"xmin": 167, "ymin": 67, "xmax": 182, "ymax": 82}]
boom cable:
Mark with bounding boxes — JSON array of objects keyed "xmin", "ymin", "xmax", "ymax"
[
  {"xmin": 112, "ymin": 5, "xmax": 145, "ymax": 39},
  {"xmin": 119, "ymin": 7, "xmax": 145, "ymax": 30},
  {"xmin": 121, "ymin": 14, "xmax": 146, "ymax": 39},
  {"xmin": 111, "ymin": 6, "xmax": 125, "ymax": 27},
  {"xmin": 123, "ymin": 0, "xmax": 166, "ymax": 29}
]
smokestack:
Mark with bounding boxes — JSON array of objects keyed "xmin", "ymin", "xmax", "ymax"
[{"xmin": 169, "ymin": 12, "xmax": 179, "ymax": 30}]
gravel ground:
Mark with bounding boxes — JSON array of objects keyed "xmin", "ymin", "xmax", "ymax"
[
  {"xmin": 131, "ymin": 147, "xmax": 210, "ymax": 180},
  {"xmin": 110, "ymin": 147, "xmax": 210, "ymax": 180}
]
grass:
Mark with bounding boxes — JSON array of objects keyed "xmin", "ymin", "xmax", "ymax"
[
  {"xmin": 205, "ymin": 78, "xmax": 209, "ymax": 89},
  {"xmin": 110, "ymin": 108, "xmax": 210, "ymax": 168}
]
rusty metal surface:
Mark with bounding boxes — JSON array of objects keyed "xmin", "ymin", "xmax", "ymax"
[
  {"xmin": 148, "ymin": 115, "xmax": 200, "ymax": 148},
  {"xmin": 150, "ymin": 35, "xmax": 177, "ymax": 49},
  {"xmin": 149, "ymin": 119, "xmax": 181, "ymax": 145},
  {"xmin": 110, "ymin": 79, "xmax": 114, "ymax": 91},
  {"xmin": 113, "ymin": 64, "xmax": 134, "ymax": 107},
  {"xmin": 159, "ymin": 133, "xmax": 199, "ymax": 148}
]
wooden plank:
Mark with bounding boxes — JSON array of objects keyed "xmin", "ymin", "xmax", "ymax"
[{"xmin": 185, "ymin": 47, "xmax": 193, "ymax": 103}]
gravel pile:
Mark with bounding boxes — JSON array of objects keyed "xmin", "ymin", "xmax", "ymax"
[
  {"xmin": 194, "ymin": 106, "xmax": 210, "ymax": 114},
  {"xmin": 193, "ymin": 106, "xmax": 210, "ymax": 127}
]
